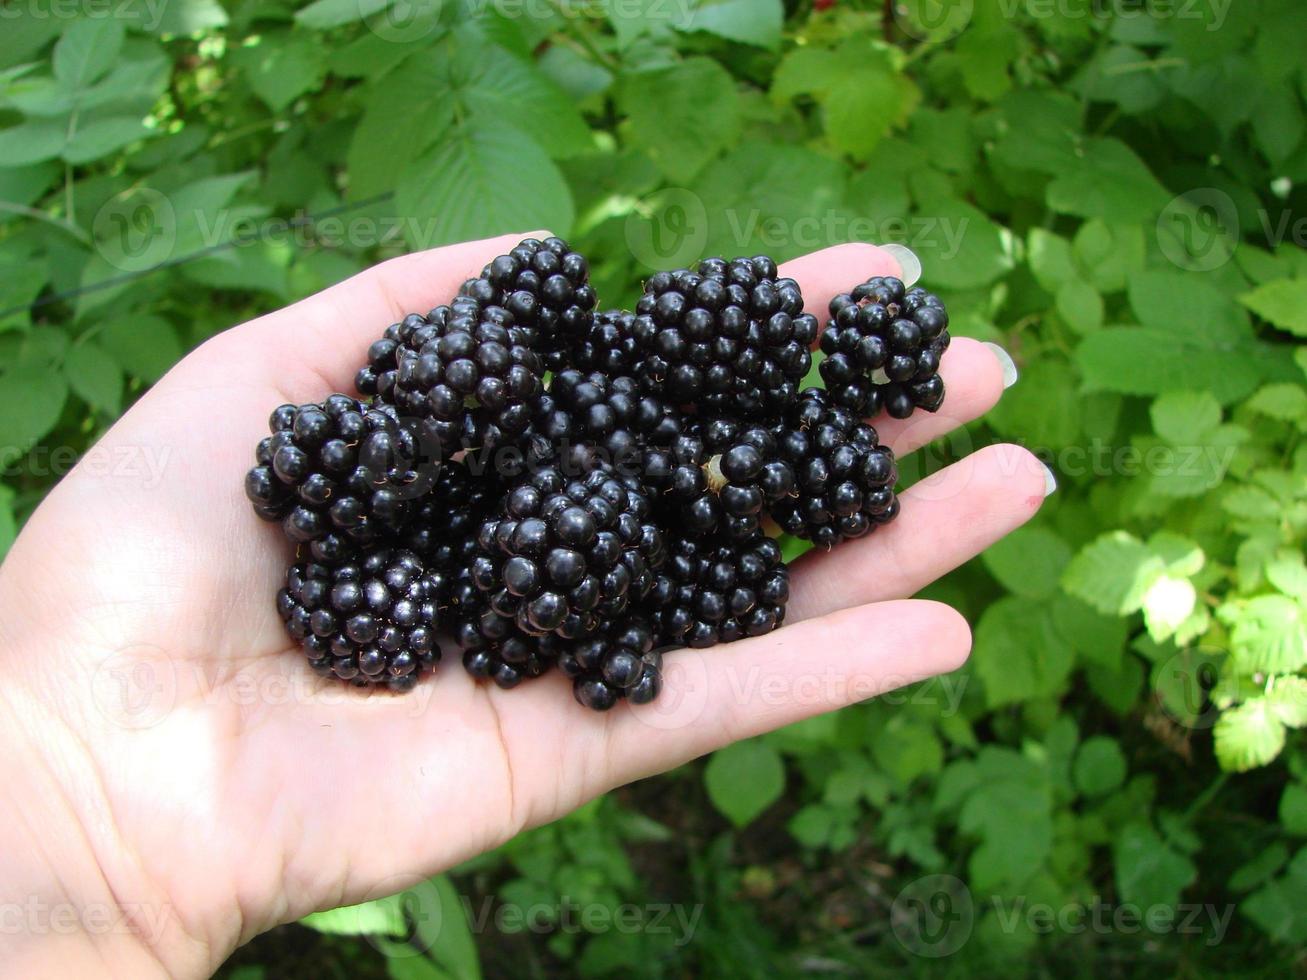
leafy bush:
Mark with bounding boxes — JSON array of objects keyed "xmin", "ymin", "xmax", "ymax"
[{"xmin": 2, "ymin": 0, "xmax": 1305, "ymax": 975}]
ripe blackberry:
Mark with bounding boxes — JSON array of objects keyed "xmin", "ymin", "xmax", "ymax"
[
  {"xmin": 559, "ymin": 615, "xmax": 662, "ymax": 711},
  {"xmin": 458, "ymin": 236, "xmax": 597, "ymax": 368},
  {"xmin": 245, "ymin": 395, "xmax": 434, "ymax": 558},
  {"xmin": 771, "ymin": 388, "xmax": 900, "ymax": 548},
  {"xmin": 531, "ymin": 370, "xmax": 681, "ymax": 474},
  {"xmin": 633, "ymin": 256, "xmax": 818, "ymax": 418},
  {"xmin": 820, "ymin": 276, "xmax": 949, "ymax": 419},
  {"xmin": 471, "ymin": 464, "xmax": 664, "ymax": 638},
  {"xmin": 356, "ymin": 301, "xmax": 544, "ymax": 449},
  {"xmin": 402, "ymin": 458, "xmax": 501, "ymax": 574},
  {"xmin": 644, "ymin": 418, "xmax": 795, "ymax": 540},
  {"xmin": 459, "ymin": 611, "xmax": 558, "ymax": 689},
  {"xmin": 277, "ymin": 548, "xmax": 442, "ymax": 688},
  {"xmin": 650, "ymin": 529, "xmax": 789, "ymax": 648},
  {"xmin": 571, "ymin": 309, "xmax": 641, "ymax": 376}
]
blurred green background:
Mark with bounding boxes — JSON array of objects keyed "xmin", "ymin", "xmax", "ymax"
[{"xmin": 3, "ymin": 0, "xmax": 1307, "ymax": 975}]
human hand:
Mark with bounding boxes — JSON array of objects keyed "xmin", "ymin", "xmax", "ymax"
[{"xmin": 0, "ymin": 233, "xmax": 1049, "ymax": 977}]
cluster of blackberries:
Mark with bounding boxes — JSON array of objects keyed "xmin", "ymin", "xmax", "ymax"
[{"xmin": 245, "ymin": 239, "xmax": 949, "ymax": 710}]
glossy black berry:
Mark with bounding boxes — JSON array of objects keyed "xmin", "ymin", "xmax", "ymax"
[
  {"xmin": 820, "ymin": 276, "xmax": 950, "ymax": 418},
  {"xmin": 277, "ymin": 548, "xmax": 442, "ymax": 687},
  {"xmin": 632, "ymin": 256, "xmax": 818, "ymax": 419},
  {"xmin": 245, "ymin": 395, "xmax": 435, "ymax": 558},
  {"xmin": 558, "ymin": 615, "xmax": 663, "ymax": 710},
  {"xmin": 770, "ymin": 387, "xmax": 900, "ymax": 548}
]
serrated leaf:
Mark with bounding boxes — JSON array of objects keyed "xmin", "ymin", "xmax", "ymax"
[
  {"xmin": 1240, "ymin": 279, "xmax": 1307, "ymax": 338},
  {"xmin": 0, "ymin": 368, "xmax": 69, "ymax": 457},
  {"xmin": 981, "ymin": 526, "xmax": 1071, "ymax": 600},
  {"xmin": 1072, "ymin": 736, "xmax": 1127, "ymax": 797},
  {"xmin": 1270, "ymin": 678, "xmax": 1307, "ymax": 729},
  {"xmin": 296, "ymin": 0, "xmax": 388, "ymax": 29},
  {"xmin": 54, "ymin": 20, "xmax": 125, "ymax": 91},
  {"xmin": 910, "ymin": 196, "xmax": 1013, "ymax": 290},
  {"xmin": 1077, "ymin": 327, "xmax": 1262, "ymax": 404},
  {"xmin": 1142, "ymin": 575, "xmax": 1197, "ymax": 642},
  {"xmin": 1113, "ymin": 823, "xmax": 1196, "ymax": 908},
  {"xmin": 678, "ymin": 0, "xmax": 782, "ymax": 50},
  {"xmin": 972, "ymin": 597, "xmax": 1073, "ymax": 708},
  {"xmin": 1062, "ymin": 532, "xmax": 1165, "ymax": 615},
  {"xmin": 1223, "ymin": 596, "xmax": 1307, "ymax": 674},
  {"xmin": 622, "ymin": 58, "xmax": 739, "ymax": 182},
  {"xmin": 1150, "ymin": 390, "xmax": 1221, "ymax": 445},
  {"xmin": 1215, "ymin": 699, "xmax": 1286, "ymax": 771},
  {"xmin": 1248, "ymin": 383, "xmax": 1307, "ymax": 422},
  {"xmin": 234, "ymin": 34, "xmax": 327, "ymax": 112},
  {"xmin": 1268, "ymin": 552, "xmax": 1307, "ymax": 601},
  {"xmin": 1148, "ymin": 531, "xmax": 1205, "ymax": 577},
  {"xmin": 1046, "ymin": 138, "xmax": 1170, "ymax": 222},
  {"xmin": 395, "ymin": 122, "xmax": 573, "ymax": 247},
  {"xmin": 704, "ymin": 740, "xmax": 785, "ymax": 827},
  {"xmin": 65, "ymin": 342, "xmax": 122, "ymax": 414},
  {"xmin": 1056, "ymin": 278, "xmax": 1102, "ymax": 333}
]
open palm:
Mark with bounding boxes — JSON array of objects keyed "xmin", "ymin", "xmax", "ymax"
[{"xmin": 0, "ymin": 233, "xmax": 1047, "ymax": 977}]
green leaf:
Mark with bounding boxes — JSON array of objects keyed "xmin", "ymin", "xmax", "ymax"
[
  {"xmin": 1229, "ymin": 842, "xmax": 1290, "ymax": 892},
  {"xmin": 64, "ymin": 342, "xmax": 122, "ymax": 415},
  {"xmin": 1224, "ymin": 596, "xmax": 1307, "ymax": 674},
  {"xmin": 1248, "ymin": 383, "xmax": 1307, "ymax": 422},
  {"xmin": 981, "ymin": 526, "xmax": 1071, "ymax": 600},
  {"xmin": 395, "ymin": 122, "xmax": 574, "ymax": 248},
  {"xmin": 1241, "ymin": 279, "xmax": 1307, "ymax": 338},
  {"xmin": 302, "ymin": 895, "xmax": 407, "ymax": 936},
  {"xmin": 1027, "ymin": 228, "xmax": 1076, "ymax": 291},
  {"xmin": 296, "ymin": 0, "xmax": 388, "ymax": 29},
  {"xmin": 136, "ymin": 0, "xmax": 230, "ymax": 34},
  {"xmin": 972, "ymin": 597, "xmax": 1073, "ymax": 708},
  {"xmin": 0, "ymin": 120, "xmax": 68, "ymax": 166},
  {"xmin": 704, "ymin": 740, "xmax": 785, "ymax": 827},
  {"xmin": 910, "ymin": 197, "xmax": 1013, "ymax": 290},
  {"xmin": 1281, "ymin": 784, "xmax": 1307, "ymax": 836},
  {"xmin": 1073, "ymin": 736, "xmax": 1127, "ymax": 797},
  {"xmin": 0, "ymin": 368, "xmax": 69, "ymax": 458},
  {"xmin": 678, "ymin": 0, "xmax": 782, "ymax": 50},
  {"xmin": 387, "ymin": 956, "xmax": 455, "ymax": 980},
  {"xmin": 1077, "ymin": 328, "xmax": 1262, "ymax": 404},
  {"xmin": 1142, "ymin": 575, "xmax": 1197, "ymax": 642},
  {"xmin": 986, "ymin": 356, "xmax": 1081, "ymax": 448},
  {"xmin": 1244, "ymin": 850, "xmax": 1307, "ymax": 943},
  {"xmin": 1150, "ymin": 390, "xmax": 1221, "ymax": 445},
  {"xmin": 1072, "ymin": 220, "xmax": 1145, "ymax": 294},
  {"xmin": 956, "ymin": 748, "xmax": 1053, "ymax": 890},
  {"xmin": 1056, "ymin": 278, "xmax": 1103, "ymax": 333},
  {"xmin": 62, "ymin": 117, "xmax": 151, "ymax": 165},
  {"xmin": 414, "ymin": 876, "xmax": 482, "ymax": 980},
  {"xmin": 1051, "ymin": 595, "xmax": 1128, "ymax": 669},
  {"xmin": 1046, "ymin": 138, "xmax": 1170, "ymax": 223},
  {"xmin": 622, "ymin": 58, "xmax": 739, "ymax": 182},
  {"xmin": 1062, "ymin": 532, "xmax": 1165, "ymax": 616},
  {"xmin": 1113, "ymin": 823, "xmax": 1196, "ymax": 909},
  {"xmin": 1268, "ymin": 552, "xmax": 1307, "ymax": 602},
  {"xmin": 97, "ymin": 315, "xmax": 182, "ymax": 384},
  {"xmin": 1215, "ymin": 698, "xmax": 1287, "ymax": 771},
  {"xmin": 234, "ymin": 34, "xmax": 327, "ymax": 112},
  {"xmin": 54, "ymin": 20, "xmax": 125, "ymax": 91},
  {"xmin": 0, "ymin": 485, "xmax": 16, "ymax": 560}
]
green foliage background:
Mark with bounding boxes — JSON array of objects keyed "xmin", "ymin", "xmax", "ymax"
[{"xmin": 2, "ymin": 0, "xmax": 1306, "ymax": 975}]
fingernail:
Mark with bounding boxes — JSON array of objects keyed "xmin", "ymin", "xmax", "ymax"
[
  {"xmin": 1041, "ymin": 463, "xmax": 1058, "ymax": 497},
  {"xmin": 983, "ymin": 342, "xmax": 1018, "ymax": 389},
  {"xmin": 881, "ymin": 243, "xmax": 922, "ymax": 287}
]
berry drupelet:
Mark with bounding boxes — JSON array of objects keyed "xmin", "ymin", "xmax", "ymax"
[
  {"xmin": 770, "ymin": 388, "xmax": 900, "ymax": 548},
  {"xmin": 458, "ymin": 236, "xmax": 598, "ymax": 368},
  {"xmin": 470, "ymin": 464, "xmax": 664, "ymax": 639},
  {"xmin": 819, "ymin": 275, "xmax": 950, "ymax": 419},
  {"xmin": 278, "ymin": 549, "xmax": 442, "ymax": 689},
  {"xmin": 571, "ymin": 308, "xmax": 642, "ymax": 376},
  {"xmin": 244, "ymin": 395, "xmax": 432, "ymax": 561},
  {"xmin": 649, "ymin": 529, "xmax": 789, "ymax": 648},
  {"xmin": 633, "ymin": 256, "xmax": 818, "ymax": 419}
]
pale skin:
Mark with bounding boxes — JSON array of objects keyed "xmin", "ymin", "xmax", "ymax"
[{"xmin": 0, "ymin": 233, "xmax": 1049, "ymax": 977}]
